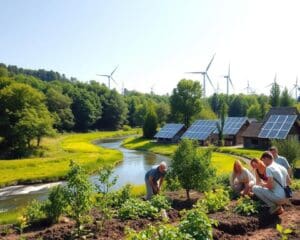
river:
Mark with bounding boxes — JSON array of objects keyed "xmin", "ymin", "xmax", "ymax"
[{"xmin": 0, "ymin": 138, "xmax": 170, "ymax": 214}]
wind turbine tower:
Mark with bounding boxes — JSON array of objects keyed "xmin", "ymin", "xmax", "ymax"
[
  {"xmin": 96, "ymin": 66, "xmax": 119, "ymax": 89},
  {"xmin": 223, "ymin": 64, "xmax": 234, "ymax": 95},
  {"xmin": 185, "ymin": 53, "xmax": 216, "ymax": 97}
]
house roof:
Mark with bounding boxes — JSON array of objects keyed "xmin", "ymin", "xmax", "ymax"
[
  {"xmin": 242, "ymin": 122, "xmax": 263, "ymax": 138},
  {"xmin": 263, "ymin": 107, "xmax": 299, "ymax": 121}
]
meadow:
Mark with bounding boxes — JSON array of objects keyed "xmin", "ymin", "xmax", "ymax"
[
  {"xmin": 0, "ymin": 129, "xmax": 138, "ymax": 187},
  {"xmin": 122, "ymin": 137, "xmax": 245, "ymax": 174}
]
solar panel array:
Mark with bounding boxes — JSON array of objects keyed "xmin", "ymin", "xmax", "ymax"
[
  {"xmin": 181, "ymin": 120, "xmax": 218, "ymax": 140},
  {"xmin": 223, "ymin": 117, "xmax": 248, "ymax": 135},
  {"xmin": 258, "ymin": 115, "xmax": 297, "ymax": 139},
  {"xmin": 154, "ymin": 123, "xmax": 185, "ymax": 139}
]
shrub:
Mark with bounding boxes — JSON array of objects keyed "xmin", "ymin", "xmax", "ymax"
[
  {"xmin": 179, "ymin": 208, "xmax": 215, "ymax": 240},
  {"xmin": 123, "ymin": 125, "xmax": 132, "ymax": 131},
  {"xmin": 214, "ymin": 173, "xmax": 230, "ymax": 188},
  {"xmin": 150, "ymin": 195, "xmax": 171, "ymax": 211},
  {"xmin": 272, "ymin": 138, "xmax": 300, "ymax": 168},
  {"xmin": 234, "ymin": 196, "xmax": 260, "ymax": 216},
  {"xmin": 126, "ymin": 224, "xmax": 193, "ymax": 240},
  {"xmin": 44, "ymin": 185, "xmax": 68, "ymax": 223},
  {"xmin": 96, "ymin": 165, "xmax": 118, "ymax": 194},
  {"xmin": 165, "ymin": 171, "xmax": 181, "ymax": 191},
  {"xmin": 66, "ymin": 161, "xmax": 93, "ymax": 235},
  {"xmin": 24, "ymin": 200, "xmax": 45, "ymax": 225},
  {"xmin": 118, "ymin": 198, "xmax": 159, "ymax": 220},
  {"xmin": 198, "ymin": 189, "xmax": 230, "ymax": 213},
  {"xmin": 170, "ymin": 139, "xmax": 216, "ymax": 199},
  {"xmin": 106, "ymin": 184, "xmax": 132, "ymax": 208},
  {"xmin": 291, "ymin": 179, "xmax": 300, "ymax": 190}
]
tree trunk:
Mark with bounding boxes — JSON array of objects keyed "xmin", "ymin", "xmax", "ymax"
[
  {"xmin": 186, "ymin": 189, "xmax": 190, "ymax": 200},
  {"xmin": 37, "ymin": 137, "xmax": 41, "ymax": 147}
]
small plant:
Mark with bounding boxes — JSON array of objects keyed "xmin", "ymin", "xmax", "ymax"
[
  {"xmin": 66, "ymin": 161, "xmax": 93, "ymax": 236},
  {"xmin": 179, "ymin": 208, "xmax": 216, "ymax": 240},
  {"xmin": 44, "ymin": 185, "xmax": 68, "ymax": 223},
  {"xmin": 118, "ymin": 198, "xmax": 159, "ymax": 220},
  {"xmin": 234, "ymin": 196, "xmax": 260, "ymax": 216},
  {"xmin": 24, "ymin": 199, "xmax": 45, "ymax": 225},
  {"xmin": 291, "ymin": 179, "xmax": 300, "ymax": 191},
  {"xmin": 198, "ymin": 189, "xmax": 230, "ymax": 213},
  {"xmin": 16, "ymin": 216, "xmax": 28, "ymax": 235},
  {"xmin": 150, "ymin": 195, "xmax": 171, "ymax": 211},
  {"xmin": 96, "ymin": 165, "xmax": 118, "ymax": 194},
  {"xmin": 276, "ymin": 224, "xmax": 293, "ymax": 240},
  {"xmin": 214, "ymin": 173, "xmax": 231, "ymax": 188},
  {"xmin": 107, "ymin": 184, "xmax": 132, "ymax": 208},
  {"xmin": 126, "ymin": 224, "xmax": 193, "ymax": 240}
]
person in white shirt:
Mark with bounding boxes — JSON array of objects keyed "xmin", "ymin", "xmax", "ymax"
[
  {"xmin": 252, "ymin": 151, "xmax": 291, "ymax": 215},
  {"xmin": 269, "ymin": 146, "xmax": 292, "ymax": 176},
  {"xmin": 230, "ymin": 160, "xmax": 256, "ymax": 196}
]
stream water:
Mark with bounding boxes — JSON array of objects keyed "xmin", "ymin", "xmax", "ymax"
[{"xmin": 0, "ymin": 138, "xmax": 170, "ymax": 214}]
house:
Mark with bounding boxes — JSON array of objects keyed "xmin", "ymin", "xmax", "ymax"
[
  {"xmin": 242, "ymin": 107, "xmax": 300, "ymax": 149},
  {"xmin": 154, "ymin": 123, "xmax": 186, "ymax": 143}
]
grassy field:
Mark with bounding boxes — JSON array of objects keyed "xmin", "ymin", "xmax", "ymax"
[
  {"xmin": 0, "ymin": 129, "xmax": 139, "ymax": 187},
  {"xmin": 215, "ymin": 147, "xmax": 264, "ymax": 159},
  {"xmin": 123, "ymin": 137, "xmax": 238, "ymax": 174}
]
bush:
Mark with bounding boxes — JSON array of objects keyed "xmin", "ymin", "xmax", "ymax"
[
  {"xmin": 123, "ymin": 125, "xmax": 132, "ymax": 131},
  {"xmin": 234, "ymin": 196, "xmax": 260, "ymax": 216},
  {"xmin": 44, "ymin": 185, "xmax": 68, "ymax": 223},
  {"xmin": 170, "ymin": 139, "xmax": 216, "ymax": 199},
  {"xmin": 272, "ymin": 138, "xmax": 300, "ymax": 168},
  {"xmin": 118, "ymin": 198, "xmax": 159, "ymax": 220},
  {"xmin": 126, "ymin": 224, "xmax": 193, "ymax": 240},
  {"xmin": 150, "ymin": 195, "xmax": 171, "ymax": 211},
  {"xmin": 291, "ymin": 179, "xmax": 300, "ymax": 191},
  {"xmin": 214, "ymin": 173, "xmax": 230, "ymax": 188},
  {"xmin": 198, "ymin": 189, "xmax": 230, "ymax": 213},
  {"xmin": 165, "ymin": 171, "xmax": 181, "ymax": 191},
  {"xmin": 24, "ymin": 200, "xmax": 45, "ymax": 224},
  {"xmin": 179, "ymin": 208, "xmax": 215, "ymax": 240},
  {"xmin": 106, "ymin": 184, "xmax": 132, "ymax": 208}
]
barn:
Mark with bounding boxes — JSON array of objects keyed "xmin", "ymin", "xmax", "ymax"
[{"xmin": 154, "ymin": 123, "xmax": 186, "ymax": 143}]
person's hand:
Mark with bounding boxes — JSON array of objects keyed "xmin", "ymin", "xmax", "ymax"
[{"xmin": 153, "ymin": 186, "xmax": 159, "ymax": 194}]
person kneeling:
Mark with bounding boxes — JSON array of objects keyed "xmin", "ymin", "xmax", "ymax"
[
  {"xmin": 252, "ymin": 151, "xmax": 291, "ymax": 215},
  {"xmin": 230, "ymin": 160, "xmax": 256, "ymax": 197}
]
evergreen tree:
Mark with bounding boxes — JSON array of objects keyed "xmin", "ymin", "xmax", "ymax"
[
  {"xmin": 269, "ymin": 82, "xmax": 281, "ymax": 107},
  {"xmin": 143, "ymin": 106, "xmax": 158, "ymax": 139},
  {"xmin": 280, "ymin": 87, "xmax": 294, "ymax": 106}
]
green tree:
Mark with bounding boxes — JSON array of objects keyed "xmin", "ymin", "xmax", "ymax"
[
  {"xmin": 96, "ymin": 90, "xmax": 128, "ymax": 130},
  {"xmin": 216, "ymin": 102, "xmax": 228, "ymax": 146},
  {"xmin": 66, "ymin": 161, "xmax": 93, "ymax": 236},
  {"xmin": 0, "ymin": 83, "xmax": 54, "ymax": 153},
  {"xmin": 45, "ymin": 87, "xmax": 75, "ymax": 131},
  {"xmin": 269, "ymin": 82, "xmax": 281, "ymax": 107},
  {"xmin": 170, "ymin": 79, "xmax": 202, "ymax": 127},
  {"xmin": 247, "ymin": 103, "xmax": 261, "ymax": 119},
  {"xmin": 280, "ymin": 88, "xmax": 294, "ymax": 107},
  {"xmin": 170, "ymin": 139, "xmax": 216, "ymax": 199},
  {"xmin": 155, "ymin": 103, "xmax": 170, "ymax": 125},
  {"xmin": 143, "ymin": 106, "xmax": 158, "ymax": 139},
  {"xmin": 228, "ymin": 95, "xmax": 248, "ymax": 117}
]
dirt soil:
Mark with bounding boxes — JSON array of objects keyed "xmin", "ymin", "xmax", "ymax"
[{"xmin": 1, "ymin": 190, "xmax": 300, "ymax": 240}]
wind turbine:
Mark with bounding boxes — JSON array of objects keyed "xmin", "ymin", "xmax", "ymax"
[
  {"xmin": 185, "ymin": 53, "xmax": 216, "ymax": 97},
  {"xmin": 150, "ymin": 84, "xmax": 155, "ymax": 95},
  {"xmin": 244, "ymin": 80, "xmax": 255, "ymax": 94},
  {"xmin": 96, "ymin": 66, "xmax": 119, "ymax": 89},
  {"xmin": 223, "ymin": 64, "xmax": 234, "ymax": 95},
  {"xmin": 289, "ymin": 76, "xmax": 299, "ymax": 100},
  {"xmin": 265, "ymin": 74, "xmax": 279, "ymax": 88}
]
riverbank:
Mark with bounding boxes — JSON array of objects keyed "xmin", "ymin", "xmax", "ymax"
[
  {"xmin": 0, "ymin": 130, "xmax": 139, "ymax": 187},
  {"xmin": 122, "ymin": 137, "xmax": 248, "ymax": 174}
]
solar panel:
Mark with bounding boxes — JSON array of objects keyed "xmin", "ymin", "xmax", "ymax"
[
  {"xmin": 154, "ymin": 123, "xmax": 185, "ymax": 139},
  {"xmin": 222, "ymin": 117, "xmax": 248, "ymax": 135},
  {"xmin": 258, "ymin": 115, "xmax": 297, "ymax": 139},
  {"xmin": 181, "ymin": 120, "xmax": 218, "ymax": 140}
]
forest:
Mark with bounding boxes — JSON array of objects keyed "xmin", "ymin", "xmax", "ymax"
[{"xmin": 0, "ymin": 63, "xmax": 299, "ymax": 158}]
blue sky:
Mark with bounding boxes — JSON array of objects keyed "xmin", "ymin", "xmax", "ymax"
[{"xmin": 1, "ymin": 0, "xmax": 300, "ymax": 97}]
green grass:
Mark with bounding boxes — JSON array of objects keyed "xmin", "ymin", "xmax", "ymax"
[
  {"xmin": 215, "ymin": 147, "xmax": 264, "ymax": 159},
  {"xmin": 123, "ymin": 137, "xmax": 238, "ymax": 174},
  {"xmin": 0, "ymin": 129, "xmax": 139, "ymax": 187},
  {"xmin": 0, "ymin": 209, "xmax": 22, "ymax": 225}
]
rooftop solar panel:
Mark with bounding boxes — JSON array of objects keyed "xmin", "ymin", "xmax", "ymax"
[
  {"xmin": 154, "ymin": 123, "xmax": 185, "ymax": 139},
  {"xmin": 258, "ymin": 115, "xmax": 297, "ymax": 139},
  {"xmin": 222, "ymin": 117, "xmax": 248, "ymax": 135},
  {"xmin": 181, "ymin": 120, "xmax": 218, "ymax": 140}
]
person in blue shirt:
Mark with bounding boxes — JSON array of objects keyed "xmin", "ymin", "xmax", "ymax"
[
  {"xmin": 269, "ymin": 146, "xmax": 292, "ymax": 177},
  {"xmin": 144, "ymin": 161, "xmax": 167, "ymax": 200}
]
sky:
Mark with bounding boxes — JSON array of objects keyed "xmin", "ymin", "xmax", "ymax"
[{"xmin": 1, "ymin": 0, "xmax": 300, "ymax": 97}]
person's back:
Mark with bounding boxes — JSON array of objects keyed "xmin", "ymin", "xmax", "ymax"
[
  {"xmin": 274, "ymin": 155, "xmax": 290, "ymax": 172},
  {"xmin": 266, "ymin": 162, "xmax": 287, "ymax": 198}
]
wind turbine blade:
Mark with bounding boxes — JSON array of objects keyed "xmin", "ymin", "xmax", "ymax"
[
  {"xmin": 206, "ymin": 53, "xmax": 216, "ymax": 72},
  {"xmin": 185, "ymin": 72, "xmax": 205, "ymax": 74},
  {"xmin": 97, "ymin": 74, "xmax": 110, "ymax": 77},
  {"xmin": 265, "ymin": 83, "xmax": 273, "ymax": 88},
  {"xmin": 206, "ymin": 74, "xmax": 216, "ymax": 91},
  {"xmin": 228, "ymin": 64, "xmax": 231, "ymax": 77},
  {"xmin": 229, "ymin": 77, "xmax": 234, "ymax": 89},
  {"xmin": 111, "ymin": 65, "xmax": 119, "ymax": 76},
  {"xmin": 111, "ymin": 76, "xmax": 118, "ymax": 85}
]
